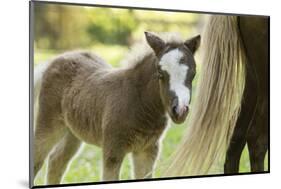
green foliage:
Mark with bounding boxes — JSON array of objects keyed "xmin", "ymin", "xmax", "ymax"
[
  {"xmin": 87, "ymin": 9, "xmax": 138, "ymax": 45},
  {"xmin": 34, "ymin": 4, "xmax": 200, "ymax": 50}
]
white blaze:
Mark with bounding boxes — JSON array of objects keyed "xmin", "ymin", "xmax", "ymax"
[{"xmin": 159, "ymin": 49, "xmax": 190, "ymax": 109}]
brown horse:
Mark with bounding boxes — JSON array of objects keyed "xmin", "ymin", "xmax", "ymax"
[
  {"xmin": 33, "ymin": 32, "xmax": 200, "ymax": 184},
  {"xmin": 224, "ymin": 16, "xmax": 269, "ymax": 174},
  {"xmin": 164, "ymin": 15, "xmax": 269, "ymax": 176}
]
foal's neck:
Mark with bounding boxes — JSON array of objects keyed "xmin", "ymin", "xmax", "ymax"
[{"xmin": 127, "ymin": 54, "xmax": 165, "ymax": 118}]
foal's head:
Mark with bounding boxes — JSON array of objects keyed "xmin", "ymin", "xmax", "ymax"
[{"xmin": 145, "ymin": 32, "xmax": 200, "ymax": 124}]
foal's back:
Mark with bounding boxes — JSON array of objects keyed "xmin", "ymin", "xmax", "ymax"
[{"xmin": 41, "ymin": 51, "xmax": 110, "ymax": 104}]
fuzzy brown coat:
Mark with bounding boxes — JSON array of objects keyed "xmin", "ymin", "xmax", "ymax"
[
  {"xmin": 34, "ymin": 51, "xmax": 167, "ymax": 183},
  {"xmin": 33, "ymin": 32, "xmax": 200, "ymax": 184}
]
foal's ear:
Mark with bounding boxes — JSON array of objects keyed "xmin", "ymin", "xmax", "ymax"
[
  {"xmin": 184, "ymin": 35, "xmax": 201, "ymax": 54},
  {"xmin": 144, "ymin": 32, "xmax": 165, "ymax": 55}
]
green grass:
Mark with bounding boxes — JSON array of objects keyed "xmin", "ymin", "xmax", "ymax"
[
  {"xmin": 34, "ymin": 121, "xmax": 268, "ymax": 185},
  {"xmin": 34, "ymin": 44, "xmax": 127, "ymax": 67},
  {"xmin": 34, "ymin": 47, "xmax": 268, "ymax": 185}
]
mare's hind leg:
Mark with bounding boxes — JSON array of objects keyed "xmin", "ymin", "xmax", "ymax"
[
  {"xmin": 34, "ymin": 111, "xmax": 66, "ymax": 178},
  {"xmin": 247, "ymin": 100, "xmax": 268, "ymax": 172},
  {"xmin": 235, "ymin": 16, "xmax": 269, "ymax": 174},
  {"xmin": 47, "ymin": 130, "xmax": 82, "ymax": 184},
  {"xmin": 132, "ymin": 143, "xmax": 159, "ymax": 179},
  {"xmin": 224, "ymin": 122, "xmax": 248, "ymax": 174},
  {"xmin": 239, "ymin": 17, "xmax": 268, "ymax": 173},
  {"xmin": 224, "ymin": 74, "xmax": 258, "ymax": 174}
]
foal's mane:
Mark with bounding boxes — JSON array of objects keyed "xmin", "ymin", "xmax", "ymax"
[{"xmin": 120, "ymin": 32, "xmax": 185, "ymax": 68}]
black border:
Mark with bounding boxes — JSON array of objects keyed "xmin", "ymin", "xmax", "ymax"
[
  {"xmin": 29, "ymin": 0, "xmax": 270, "ymax": 188},
  {"xmin": 33, "ymin": 172, "xmax": 268, "ymax": 188},
  {"xmin": 29, "ymin": 1, "xmax": 34, "ymax": 188}
]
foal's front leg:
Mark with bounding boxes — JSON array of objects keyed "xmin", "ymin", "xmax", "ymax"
[
  {"xmin": 102, "ymin": 142, "xmax": 126, "ymax": 181},
  {"xmin": 132, "ymin": 143, "xmax": 159, "ymax": 179}
]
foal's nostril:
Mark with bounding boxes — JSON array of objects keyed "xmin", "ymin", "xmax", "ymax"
[
  {"xmin": 172, "ymin": 106, "xmax": 178, "ymax": 116},
  {"xmin": 172, "ymin": 105, "xmax": 189, "ymax": 118},
  {"xmin": 185, "ymin": 106, "xmax": 189, "ymax": 115},
  {"xmin": 171, "ymin": 98, "xmax": 179, "ymax": 116}
]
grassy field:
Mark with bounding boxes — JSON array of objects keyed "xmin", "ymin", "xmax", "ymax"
[{"xmin": 34, "ymin": 46, "xmax": 268, "ymax": 185}]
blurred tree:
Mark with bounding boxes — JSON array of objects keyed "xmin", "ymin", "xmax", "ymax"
[{"xmin": 34, "ymin": 4, "xmax": 90, "ymax": 50}]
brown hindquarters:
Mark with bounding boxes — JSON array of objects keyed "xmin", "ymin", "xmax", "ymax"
[{"xmin": 39, "ymin": 51, "xmax": 110, "ymax": 144}]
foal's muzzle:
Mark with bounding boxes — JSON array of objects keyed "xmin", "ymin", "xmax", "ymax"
[{"xmin": 171, "ymin": 104, "xmax": 189, "ymax": 124}]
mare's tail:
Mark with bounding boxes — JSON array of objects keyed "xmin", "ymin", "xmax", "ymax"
[{"xmin": 163, "ymin": 15, "xmax": 247, "ymax": 176}]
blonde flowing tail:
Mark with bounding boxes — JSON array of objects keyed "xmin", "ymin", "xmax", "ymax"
[{"xmin": 163, "ymin": 16, "xmax": 246, "ymax": 176}]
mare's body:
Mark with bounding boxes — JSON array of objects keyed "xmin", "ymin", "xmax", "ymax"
[{"xmin": 224, "ymin": 16, "xmax": 269, "ymax": 173}]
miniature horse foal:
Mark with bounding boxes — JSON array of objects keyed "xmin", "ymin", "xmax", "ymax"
[{"xmin": 33, "ymin": 32, "xmax": 200, "ymax": 184}]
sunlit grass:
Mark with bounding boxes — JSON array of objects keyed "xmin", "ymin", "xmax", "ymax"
[{"xmin": 34, "ymin": 121, "xmax": 268, "ymax": 185}]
